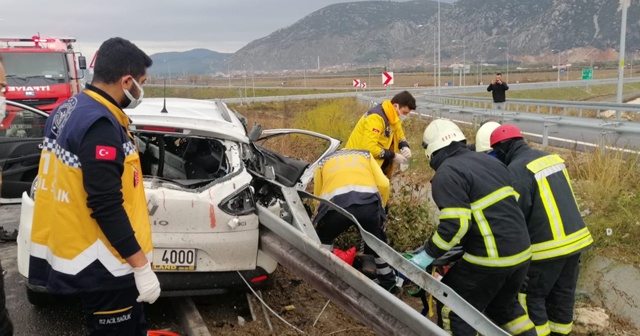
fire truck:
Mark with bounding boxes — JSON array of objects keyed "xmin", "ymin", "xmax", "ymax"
[{"xmin": 1, "ymin": 35, "xmax": 87, "ymax": 112}]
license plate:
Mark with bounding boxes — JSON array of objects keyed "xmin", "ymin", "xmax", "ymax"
[{"xmin": 152, "ymin": 249, "xmax": 196, "ymax": 271}]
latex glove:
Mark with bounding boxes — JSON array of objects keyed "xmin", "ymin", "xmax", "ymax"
[
  {"xmin": 393, "ymin": 153, "xmax": 407, "ymax": 164},
  {"xmin": 133, "ymin": 262, "xmax": 161, "ymax": 304},
  {"xmin": 410, "ymin": 250, "xmax": 435, "ymax": 270},
  {"xmin": 400, "ymin": 147, "xmax": 412, "ymax": 159}
]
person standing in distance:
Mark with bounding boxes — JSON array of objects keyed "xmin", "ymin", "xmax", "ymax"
[
  {"xmin": 29, "ymin": 37, "xmax": 159, "ymax": 336},
  {"xmin": 487, "ymin": 73, "xmax": 509, "ymax": 110}
]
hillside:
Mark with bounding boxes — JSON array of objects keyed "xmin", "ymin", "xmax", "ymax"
[
  {"xmin": 149, "ymin": 48, "xmax": 231, "ymax": 76},
  {"xmin": 225, "ymin": 0, "xmax": 640, "ymax": 71}
]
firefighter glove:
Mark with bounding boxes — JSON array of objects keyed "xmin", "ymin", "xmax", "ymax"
[
  {"xmin": 410, "ymin": 250, "xmax": 435, "ymax": 270},
  {"xmin": 133, "ymin": 262, "xmax": 161, "ymax": 304}
]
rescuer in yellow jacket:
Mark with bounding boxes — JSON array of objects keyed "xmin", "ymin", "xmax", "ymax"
[
  {"xmin": 313, "ymin": 149, "xmax": 397, "ymax": 290},
  {"xmin": 344, "ymin": 91, "xmax": 416, "ymax": 179},
  {"xmin": 29, "ymin": 38, "xmax": 159, "ymax": 336}
]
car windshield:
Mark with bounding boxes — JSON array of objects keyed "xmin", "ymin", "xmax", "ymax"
[
  {"xmin": 3, "ymin": 52, "xmax": 68, "ymax": 83},
  {"xmin": 135, "ymin": 133, "xmax": 231, "ymax": 189}
]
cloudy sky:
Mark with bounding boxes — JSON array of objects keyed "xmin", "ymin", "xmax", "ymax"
[{"xmin": 1, "ymin": 0, "xmax": 377, "ymax": 57}]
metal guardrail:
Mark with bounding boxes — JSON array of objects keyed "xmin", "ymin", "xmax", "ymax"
[
  {"xmin": 357, "ymin": 95, "xmax": 640, "ymax": 150},
  {"xmin": 425, "ymin": 95, "xmax": 640, "ymax": 119}
]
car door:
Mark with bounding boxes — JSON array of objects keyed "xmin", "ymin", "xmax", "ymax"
[
  {"xmin": 256, "ymin": 129, "xmax": 341, "ymax": 190},
  {"xmin": 0, "ymin": 101, "xmax": 48, "ymax": 204}
]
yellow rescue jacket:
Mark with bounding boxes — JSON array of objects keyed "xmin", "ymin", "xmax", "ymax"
[
  {"xmin": 344, "ymin": 100, "xmax": 408, "ymax": 178},
  {"xmin": 313, "ymin": 149, "xmax": 389, "ymax": 223},
  {"xmin": 29, "ymin": 89, "xmax": 152, "ymax": 293}
]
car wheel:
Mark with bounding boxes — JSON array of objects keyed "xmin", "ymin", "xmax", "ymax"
[{"xmin": 26, "ymin": 287, "xmax": 56, "ymax": 307}]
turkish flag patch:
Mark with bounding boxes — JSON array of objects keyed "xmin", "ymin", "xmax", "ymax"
[
  {"xmin": 372, "ymin": 128, "xmax": 381, "ymax": 134},
  {"xmin": 95, "ymin": 146, "xmax": 116, "ymax": 160}
]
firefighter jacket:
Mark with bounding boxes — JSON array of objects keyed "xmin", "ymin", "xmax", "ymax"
[
  {"xmin": 29, "ymin": 89, "xmax": 153, "ymax": 294},
  {"xmin": 313, "ymin": 149, "xmax": 389, "ymax": 224},
  {"xmin": 502, "ymin": 140, "xmax": 593, "ymax": 262},
  {"xmin": 344, "ymin": 100, "xmax": 409, "ymax": 178},
  {"xmin": 425, "ymin": 143, "xmax": 532, "ymax": 268}
]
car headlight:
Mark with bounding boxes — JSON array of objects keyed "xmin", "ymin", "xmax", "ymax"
[{"xmin": 30, "ymin": 176, "xmax": 38, "ymax": 200}]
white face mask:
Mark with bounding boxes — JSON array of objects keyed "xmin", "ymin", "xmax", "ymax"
[
  {"xmin": 399, "ymin": 114, "xmax": 408, "ymax": 121},
  {"xmin": 0, "ymin": 97, "xmax": 6, "ymax": 121},
  {"xmin": 123, "ymin": 78, "xmax": 144, "ymax": 109}
]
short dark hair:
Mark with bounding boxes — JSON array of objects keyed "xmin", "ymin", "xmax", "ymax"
[
  {"xmin": 93, "ymin": 37, "xmax": 152, "ymax": 84},
  {"xmin": 496, "ymin": 72, "xmax": 502, "ymax": 76},
  {"xmin": 391, "ymin": 91, "xmax": 417, "ymax": 110}
]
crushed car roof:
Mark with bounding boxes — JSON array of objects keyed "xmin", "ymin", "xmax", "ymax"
[{"xmin": 127, "ymin": 98, "xmax": 249, "ymax": 143}]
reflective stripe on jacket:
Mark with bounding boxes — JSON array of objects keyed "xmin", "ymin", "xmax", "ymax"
[{"xmin": 29, "ymin": 90, "xmax": 153, "ymax": 293}]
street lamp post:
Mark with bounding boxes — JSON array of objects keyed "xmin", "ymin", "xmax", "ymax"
[
  {"xmin": 616, "ymin": 0, "xmax": 630, "ymax": 121},
  {"xmin": 227, "ymin": 63, "xmax": 231, "ymax": 87},
  {"xmin": 251, "ymin": 63, "xmax": 255, "ymax": 97},
  {"xmin": 552, "ymin": 49, "xmax": 561, "ymax": 86},
  {"xmin": 368, "ymin": 59, "xmax": 371, "ymax": 89},
  {"xmin": 301, "ymin": 59, "xmax": 307, "ymax": 88},
  {"xmin": 243, "ymin": 63, "xmax": 247, "ymax": 97},
  {"xmin": 453, "ymin": 39, "xmax": 466, "ymax": 86},
  {"xmin": 437, "ymin": 0, "xmax": 441, "ymax": 93},
  {"xmin": 499, "ymin": 46, "xmax": 509, "ymax": 83}
]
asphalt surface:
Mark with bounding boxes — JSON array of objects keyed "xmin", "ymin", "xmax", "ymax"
[{"xmin": 0, "ymin": 205, "xmax": 184, "ymax": 335}]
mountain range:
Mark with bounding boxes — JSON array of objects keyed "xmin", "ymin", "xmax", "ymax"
[{"xmin": 151, "ymin": 0, "xmax": 640, "ymax": 74}]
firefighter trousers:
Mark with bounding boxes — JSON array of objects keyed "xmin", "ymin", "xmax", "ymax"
[
  {"xmin": 316, "ymin": 203, "xmax": 396, "ymax": 289},
  {"xmin": 436, "ymin": 260, "xmax": 536, "ymax": 336},
  {"xmin": 521, "ymin": 253, "xmax": 581, "ymax": 336},
  {"xmin": 80, "ymin": 286, "xmax": 147, "ymax": 336},
  {"xmin": 0, "ymin": 261, "xmax": 13, "ymax": 336}
]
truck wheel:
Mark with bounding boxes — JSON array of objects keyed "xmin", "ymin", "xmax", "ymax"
[{"xmin": 26, "ymin": 287, "xmax": 55, "ymax": 307}]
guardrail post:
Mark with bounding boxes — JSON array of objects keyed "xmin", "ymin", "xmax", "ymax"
[
  {"xmin": 563, "ymin": 107, "xmax": 567, "ymax": 116},
  {"xmin": 543, "ymin": 123, "xmax": 550, "ymax": 147},
  {"xmin": 579, "ymin": 109, "xmax": 583, "ymax": 118},
  {"xmin": 537, "ymin": 105, "xmax": 540, "ymax": 114}
]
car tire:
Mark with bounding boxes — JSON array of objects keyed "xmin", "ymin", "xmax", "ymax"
[{"xmin": 26, "ymin": 287, "xmax": 56, "ymax": 307}]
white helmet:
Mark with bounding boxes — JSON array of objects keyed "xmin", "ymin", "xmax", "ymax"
[
  {"xmin": 422, "ymin": 119, "xmax": 466, "ymax": 159},
  {"xmin": 475, "ymin": 121, "xmax": 501, "ymax": 152}
]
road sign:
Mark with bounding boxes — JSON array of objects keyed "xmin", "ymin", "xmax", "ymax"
[
  {"xmin": 582, "ymin": 69, "xmax": 593, "ymax": 80},
  {"xmin": 361, "ymin": 82, "xmax": 367, "ymax": 89},
  {"xmin": 560, "ymin": 69, "xmax": 565, "ymax": 75},
  {"xmin": 382, "ymin": 72, "xmax": 394, "ymax": 86},
  {"xmin": 353, "ymin": 79, "xmax": 360, "ymax": 87}
]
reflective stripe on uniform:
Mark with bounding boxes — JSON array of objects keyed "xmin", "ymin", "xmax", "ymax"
[
  {"xmin": 433, "ymin": 207, "xmax": 471, "ymax": 251},
  {"xmin": 462, "ymin": 247, "xmax": 532, "ymax": 267},
  {"xmin": 470, "ymin": 186, "xmax": 518, "ymax": 211},
  {"xmin": 549, "ymin": 321, "xmax": 573, "ymax": 335},
  {"xmin": 502, "ymin": 315, "xmax": 535, "ymax": 335},
  {"xmin": 320, "ymin": 185, "xmax": 379, "ymax": 202},
  {"xmin": 535, "ymin": 322, "xmax": 551, "ymax": 336},
  {"xmin": 441, "ymin": 306, "xmax": 453, "ymax": 334},
  {"xmin": 31, "ymin": 241, "xmax": 153, "ymax": 277},
  {"xmin": 538, "ymin": 177, "xmax": 565, "ymax": 239},
  {"xmin": 93, "ymin": 306, "xmax": 133, "ymax": 315},
  {"xmin": 468, "ymin": 186, "xmax": 519, "ymax": 260},
  {"xmin": 518, "ymin": 293, "xmax": 528, "ymax": 314},
  {"xmin": 526, "ymin": 155, "xmax": 564, "ymax": 174},
  {"xmin": 532, "ymin": 232, "xmax": 593, "ymax": 261}
]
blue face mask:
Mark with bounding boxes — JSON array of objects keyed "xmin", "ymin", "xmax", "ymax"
[{"xmin": 487, "ymin": 151, "xmax": 498, "ymax": 158}]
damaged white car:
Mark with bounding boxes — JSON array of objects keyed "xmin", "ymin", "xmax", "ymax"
[{"xmin": 17, "ymin": 97, "xmax": 340, "ymax": 304}]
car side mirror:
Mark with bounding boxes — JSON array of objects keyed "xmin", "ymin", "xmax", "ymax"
[
  {"xmin": 78, "ymin": 56, "xmax": 87, "ymax": 70},
  {"xmin": 248, "ymin": 123, "xmax": 263, "ymax": 142}
]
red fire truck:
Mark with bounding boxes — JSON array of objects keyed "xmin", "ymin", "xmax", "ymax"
[{"xmin": 1, "ymin": 35, "xmax": 87, "ymax": 112}]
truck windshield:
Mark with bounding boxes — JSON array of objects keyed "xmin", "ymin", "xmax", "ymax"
[{"xmin": 2, "ymin": 52, "xmax": 68, "ymax": 83}]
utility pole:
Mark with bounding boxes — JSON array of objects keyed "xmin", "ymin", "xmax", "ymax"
[
  {"xmin": 243, "ymin": 63, "xmax": 247, "ymax": 98},
  {"xmin": 227, "ymin": 63, "xmax": 231, "ymax": 87},
  {"xmin": 433, "ymin": 33, "xmax": 437, "ymax": 88},
  {"xmin": 368, "ymin": 59, "xmax": 371, "ymax": 90},
  {"xmin": 251, "ymin": 63, "xmax": 255, "ymax": 97},
  {"xmin": 616, "ymin": 0, "xmax": 630, "ymax": 121},
  {"xmin": 437, "ymin": 0, "xmax": 441, "ymax": 93}
]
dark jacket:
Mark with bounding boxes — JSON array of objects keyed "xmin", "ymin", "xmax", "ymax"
[
  {"xmin": 502, "ymin": 140, "xmax": 593, "ymax": 261},
  {"xmin": 487, "ymin": 82, "xmax": 509, "ymax": 103},
  {"xmin": 425, "ymin": 143, "xmax": 532, "ymax": 268},
  {"xmin": 0, "ymin": 261, "xmax": 13, "ymax": 335}
]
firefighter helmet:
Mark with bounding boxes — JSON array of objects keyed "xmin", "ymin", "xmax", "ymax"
[
  {"xmin": 422, "ymin": 119, "xmax": 466, "ymax": 159},
  {"xmin": 475, "ymin": 121, "xmax": 501, "ymax": 152},
  {"xmin": 490, "ymin": 124, "xmax": 524, "ymax": 147}
]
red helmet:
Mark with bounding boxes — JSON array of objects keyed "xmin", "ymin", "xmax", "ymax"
[{"xmin": 490, "ymin": 124, "xmax": 523, "ymax": 146}]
